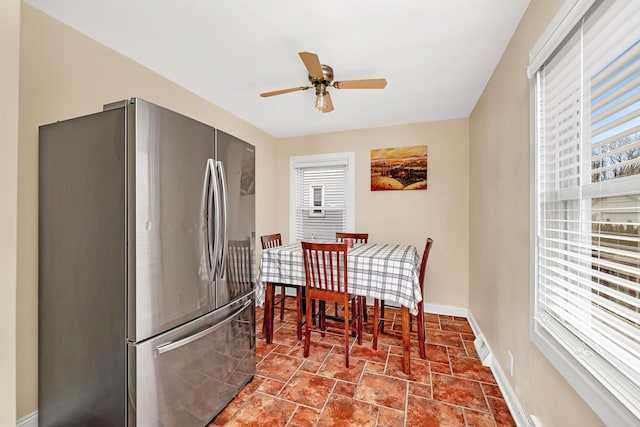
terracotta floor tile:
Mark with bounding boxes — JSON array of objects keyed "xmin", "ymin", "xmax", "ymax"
[
  {"xmin": 426, "ymin": 329, "xmax": 464, "ymax": 348},
  {"xmin": 464, "ymin": 409, "xmax": 497, "ymax": 427},
  {"xmin": 333, "ymin": 380, "xmax": 357, "ymax": 397},
  {"xmin": 279, "ymin": 371, "xmax": 335, "ymax": 409},
  {"xmin": 432, "ymin": 373, "xmax": 489, "ymax": 412},
  {"xmin": 217, "ymin": 303, "xmax": 515, "ymax": 427},
  {"xmin": 440, "ymin": 318, "xmax": 474, "ymax": 334},
  {"xmin": 389, "ymin": 345, "xmax": 404, "ymax": 356},
  {"xmin": 425, "ymin": 320, "xmax": 441, "ymax": 330},
  {"xmin": 386, "ymin": 354, "xmax": 431, "ymax": 384},
  {"xmin": 257, "ymin": 378, "xmax": 285, "ymax": 396},
  {"xmin": 378, "ymin": 406, "xmax": 405, "ymax": 427},
  {"xmin": 288, "ymin": 340, "xmax": 333, "ymax": 363},
  {"xmin": 290, "ymin": 405, "xmax": 320, "ymax": 427},
  {"xmin": 408, "ymin": 381, "xmax": 432, "ymax": 399},
  {"xmin": 272, "ymin": 326, "xmax": 304, "ymax": 347},
  {"xmin": 257, "ymin": 353, "xmax": 302, "ymax": 382},
  {"xmin": 424, "ymin": 313, "xmax": 440, "ymax": 323},
  {"xmin": 406, "ymin": 394, "xmax": 465, "ymax": 427},
  {"xmin": 273, "ymin": 343, "xmax": 294, "ymax": 355},
  {"xmin": 461, "ymin": 333, "xmax": 476, "ymax": 341},
  {"xmin": 317, "ymin": 353, "xmax": 365, "ymax": 383},
  {"xmin": 299, "ymin": 360, "xmax": 322, "ymax": 374},
  {"xmin": 449, "ymin": 356, "xmax": 497, "ymax": 384},
  {"xmin": 255, "ymin": 340, "xmax": 273, "ymax": 360},
  {"xmin": 316, "ymin": 394, "xmax": 378, "ymax": 427},
  {"xmin": 350, "ymin": 341, "xmax": 389, "ymax": 364},
  {"xmin": 354, "ymin": 372, "xmax": 407, "ymax": 410},
  {"xmin": 481, "ymin": 383, "xmax": 504, "ymax": 399},
  {"xmin": 488, "ymin": 396, "xmax": 517, "ymax": 427},
  {"xmin": 425, "ymin": 343, "xmax": 450, "ymax": 364},
  {"xmin": 224, "ymin": 392, "xmax": 297, "ymax": 427},
  {"xmin": 365, "ymin": 360, "xmax": 386, "ymax": 374},
  {"xmin": 464, "ymin": 340, "xmax": 480, "ymax": 359},
  {"xmin": 430, "ymin": 361, "xmax": 452, "ymax": 375}
]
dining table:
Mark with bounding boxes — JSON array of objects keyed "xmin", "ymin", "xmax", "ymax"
[{"xmin": 256, "ymin": 241, "xmax": 424, "ymax": 374}]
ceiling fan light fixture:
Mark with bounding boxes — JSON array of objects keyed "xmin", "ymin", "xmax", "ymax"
[{"xmin": 315, "ymin": 84, "xmax": 327, "ymax": 111}]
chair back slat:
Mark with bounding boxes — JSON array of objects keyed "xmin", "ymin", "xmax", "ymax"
[
  {"xmin": 336, "ymin": 232, "xmax": 368, "ymax": 244},
  {"xmin": 227, "ymin": 239, "xmax": 252, "ymax": 287},
  {"xmin": 261, "ymin": 233, "xmax": 282, "ymax": 249},
  {"xmin": 302, "ymin": 242, "xmax": 348, "ymax": 296}
]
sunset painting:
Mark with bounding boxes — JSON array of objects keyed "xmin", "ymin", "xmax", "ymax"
[{"xmin": 371, "ymin": 145, "xmax": 428, "ymax": 191}]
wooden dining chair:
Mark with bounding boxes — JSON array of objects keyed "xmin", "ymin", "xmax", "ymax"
[
  {"xmin": 373, "ymin": 238, "xmax": 433, "ymax": 360},
  {"xmin": 226, "ymin": 239, "xmax": 252, "ymax": 295},
  {"xmin": 260, "ymin": 233, "xmax": 304, "ymax": 340},
  {"xmin": 335, "ymin": 233, "xmax": 369, "ymax": 320},
  {"xmin": 336, "ymin": 232, "xmax": 369, "ymax": 245},
  {"xmin": 301, "ymin": 241, "xmax": 363, "ymax": 368}
]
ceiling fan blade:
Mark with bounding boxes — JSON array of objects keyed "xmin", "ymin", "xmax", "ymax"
[
  {"xmin": 323, "ymin": 92, "xmax": 334, "ymax": 113},
  {"xmin": 333, "ymin": 78, "xmax": 387, "ymax": 89},
  {"xmin": 299, "ymin": 52, "xmax": 324, "ymax": 80},
  {"xmin": 260, "ymin": 86, "xmax": 310, "ymax": 97}
]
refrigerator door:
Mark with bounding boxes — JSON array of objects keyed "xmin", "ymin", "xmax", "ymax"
[
  {"xmin": 128, "ymin": 99, "xmax": 217, "ymax": 342},
  {"xmin": 128, "ymin": 294, "xmax": 256, "ymax": 427},
  {"xmin": 214, "ymin": 130, "xmax": 256, "ymax": 308}
]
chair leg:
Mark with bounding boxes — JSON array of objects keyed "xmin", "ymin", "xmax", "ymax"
[
  {"xmin": 344, "ymin": 300, "xmax": 350, "ymax": 368},
  {"xmin": 380, "ymin": 300, "xmax": 385, "ymax": 332},
  {"xmin": 279, "ymin": 285, "xmax": 285, "ymax": 321},
  {"xmin": 351, "ymin": 299, "xmax": 356, "ymax": 338},
  {"xmin": 373, "ymin": 298, "xmax": 380, "ymax": 350},
  {"xmin": 357, "ymin": 297, "xmax": 363, "ymax": 345},
  {"xmin": 262, "ymin": 283, "xmax": 276, "ymax": 335},
  {"xmin": 319, "ymin": 300, "xmax": 326, "ymax": 337},
  {"xmin": 303, "ymin": 293, "xmax": 312, "ymax": 358},
  {"xmin": 296, "ymin": 288, "xmax": 303, "ymax": 340},
  {"xmin": 417, "ymin": 300, "xmax": 426, "ymax": 359}
]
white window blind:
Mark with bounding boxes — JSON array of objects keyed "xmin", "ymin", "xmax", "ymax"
[
  {"xmin": 533, "ymin": 0, "xmax": 640, "ymax": 423},
  {"xmin": 290, "ymin": 152, "xmax": 355, "ymax": 243}
]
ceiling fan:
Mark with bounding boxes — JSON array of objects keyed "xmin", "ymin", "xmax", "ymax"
[{"xmin": 260, "ymin": 51, "xmax": 387, "ymax": 113}]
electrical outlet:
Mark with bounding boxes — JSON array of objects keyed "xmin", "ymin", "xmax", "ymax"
[{"xmin": 507, "ymin": 350, "xmax": 514, "ymax": 376}]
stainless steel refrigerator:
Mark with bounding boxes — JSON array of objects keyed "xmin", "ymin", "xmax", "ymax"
[{"xmin": 39, "ymin": 98, "xmax": 256, "ymax": 426}]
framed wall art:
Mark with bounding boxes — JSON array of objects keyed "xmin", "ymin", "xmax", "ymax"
[{"xmin": 371, "ymin": 145, "xmax": 428, "ymax": 191}]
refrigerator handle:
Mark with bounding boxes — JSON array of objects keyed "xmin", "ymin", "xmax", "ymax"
[
  {"xmin": 216, "ymin": 161, "xmax": 229, "ymax": 279},
  {"xmin": 155, "ymin": 298, "xmax": 253, "ymax": 356},
  {"xmin": 200, "ymin": 159, "xmax": 215, "ymax": 281},
  {"xmin": 210, "ymin": 159, "xmax": 221, "ymax": 279}
]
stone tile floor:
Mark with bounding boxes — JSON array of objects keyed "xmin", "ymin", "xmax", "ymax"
[{"xmin": 209, "ymin": 298, "xmax": 516, "ymax": 426}]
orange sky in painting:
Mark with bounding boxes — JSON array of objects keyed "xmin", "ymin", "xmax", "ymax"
[{"xmin": 371, "ymin": 145, "xmax": 427, "ymax": 161}]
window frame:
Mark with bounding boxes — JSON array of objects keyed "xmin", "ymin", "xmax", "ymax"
[
  {"xmin": 289, "ymin": 152, "xmax": 355, "ymax": 243},
  {"xmin": 529, "ymin": 1, "xmax": 640, "ymax": 425}
]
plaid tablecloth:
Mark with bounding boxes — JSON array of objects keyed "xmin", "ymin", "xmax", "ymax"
[{"xmin": 256, "ymin": 242, "xmax": 423, "ymax": 315}]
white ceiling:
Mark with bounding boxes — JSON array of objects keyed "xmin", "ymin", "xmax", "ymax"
[{"xmin": 24, "ymin": 0, "xmax": 529, "ymax": 138}]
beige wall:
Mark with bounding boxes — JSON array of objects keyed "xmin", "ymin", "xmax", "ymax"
[
  {"xmin": 1, "ymin": 0, "xmax": 20, "ymax": 424},
  {"xmin": 17, "ymin": 5, "xmax": 279, "ymax": 418},
  {"xmin": 278, "ymin": 119, "xmax": 470, "ymax": 308},
  {"xmin": 469, "ymin": 0, "xmax": 603, "ymax": 426}
]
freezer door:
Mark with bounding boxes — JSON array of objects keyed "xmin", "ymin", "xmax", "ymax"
[
  {"xmin": 128, "ymin": 294, "xmax": 256, "ymax": 427},
  {"xmin": 128, "ymin": 99, "xmax": 217, "ymax": 342},
  {"xmin": 214, "ymin": 130, "xmax": 256, "ymax": 308}
]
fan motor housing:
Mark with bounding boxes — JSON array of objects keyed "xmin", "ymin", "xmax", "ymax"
[{"xmin": 309, "ymin": 64, "xmax": 334, "ymax": 84}]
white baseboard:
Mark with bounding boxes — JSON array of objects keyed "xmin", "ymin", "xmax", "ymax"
[
  {"xmin": 422, "ymin": 302, "xmax": 469, "ymax": 318},
  {"xmin": 16, "ymin": 411, "xmax": 37, "ymax": 427},
  {"xmin": 467, "ymin": 312, "xmax": 530, "ymax": 427}
]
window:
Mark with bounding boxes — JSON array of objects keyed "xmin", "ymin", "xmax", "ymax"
[
  {"xmin": 309, "ymin": 184, "xmax": 325, "ymax": 217},
  {"xmin": 530, "ymin": 0, "xmax": 640, "ymax": 424},
  {"xmin": 290, "ymin": 152, "xmax": 355, "ymax": 242}
]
